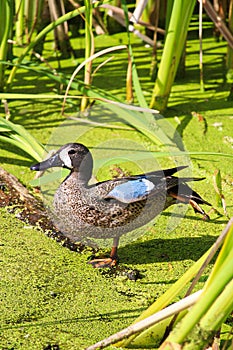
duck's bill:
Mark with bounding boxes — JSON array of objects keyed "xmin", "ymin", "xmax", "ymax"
[{"xmin": 30, "ymin": 152, "xmax": 63, "ymax": 171}]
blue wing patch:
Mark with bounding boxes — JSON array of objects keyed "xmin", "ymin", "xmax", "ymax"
[{"xmin": 105, "ymin": 179, "xmax": 155, "ymax": 203}]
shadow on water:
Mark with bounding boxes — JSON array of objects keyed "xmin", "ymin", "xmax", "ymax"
[
  {"xmin": 119, "ymin": 235, "xmax": 217, "ymax": 265},
  {"xmin": 117, "ymin": 212, "xmax": 227, "ymax": 265},
  {"xmin": 0, "ymin": 306, "xmax": 143, "ymax": 331}
]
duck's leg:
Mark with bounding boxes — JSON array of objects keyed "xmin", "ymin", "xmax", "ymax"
[
  {"xmin": 88, "ymin": 237, "xmax": 119, "ymax": 268},
  {"xmin": 188, "ymin": 199, "xmax": 210, "ymax": 220},
  {"xmin": 169, "ymin": 192, "xmax": 210, "ymax": 220}
]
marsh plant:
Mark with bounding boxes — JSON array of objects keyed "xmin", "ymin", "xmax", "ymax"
[
  {"xmin": 0, "ymin": 1, "xmax": 233, "ymax": 348},
  {"xmin": 0, "ymin": 0, "xmax": 232, "ymax": 106}
]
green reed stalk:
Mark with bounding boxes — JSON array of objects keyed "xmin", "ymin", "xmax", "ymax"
[
  {"xmin": 227, "ymin": 0, "xmax": 233, "ymax": 99},
  {"xmin": 0, "ymin": 0, "xmax": 13, "ymax": 91},
  {"xmin": 150, "ymin": 0, "xmax": 196, "ymax": 111},
  {"xmin": 15, "ymin": 0, "xmax": 25, "ymax": 45},
  {"xmin": 80, "ymin": 0, "xmax": 93, "ymax": 111},
  {"xmin": 24, "ymin": 0, "xmax": 37, "ymax": 41},
  {"xmin": 165, "ymin": 0, "xmax": 174, "ymax": 33},
  {"xmin": 196, "ymin": 278, "xmax": 233, "ymax": 348},
  {"xmin": 199, "ymin": 0, "xmax": 205, "ymax": 92}
]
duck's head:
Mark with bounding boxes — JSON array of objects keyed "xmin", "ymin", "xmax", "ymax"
[{"xmin": 31, "ymin": 143, "xmax": 93, "ymax": 180}]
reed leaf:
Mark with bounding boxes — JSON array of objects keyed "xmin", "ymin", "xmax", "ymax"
[
  {"xmin": 0, "ymin": 117, "xmax": 45, "ymax": 161},
  {"xmin": 204, "ymin": 218, "xmax": 233, "ymax": 290},
  {"xmin": 213, "ymin": 169, "xmax": 228, "ymax": 216}
]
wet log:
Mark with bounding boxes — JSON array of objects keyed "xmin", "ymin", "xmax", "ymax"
[{"xmin": 0, "ymin": 166, "xmax": 85, "ymax": 252}]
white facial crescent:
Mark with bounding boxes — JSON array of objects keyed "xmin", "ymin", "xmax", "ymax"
[{"xmin": 59, "ymin": 148, "xmax": 72, "ymax": 168}]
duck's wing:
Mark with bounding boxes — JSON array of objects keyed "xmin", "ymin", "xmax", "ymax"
[
  {"xmin": 93, "ymin": 166, "xmax": 188, "ymax": 204},
  {"xmin": 96, "ymin": 165, "xmax": 208, "ymax": 205},
  {"xmin": 103, "ymin": 176, "xmax": 166, "ymax": 203},
  {"xmin": 103, "ymin": 173, "xmax": 208, "ymax": 205},
  {"xmin": 93, "ymin": 165, "xmax": 188, "ymax": 188}
]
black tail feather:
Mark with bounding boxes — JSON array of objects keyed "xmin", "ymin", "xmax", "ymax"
[
  {"xmin": 146, "ymin": 165, "xmax": 188, "ymax": 178},
  {"xmin": 167, "ymin": 183, "xmax": 211, "ymax": 206}
]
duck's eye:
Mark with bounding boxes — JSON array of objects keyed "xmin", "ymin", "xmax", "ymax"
[{"xmin": 68, "ymin": 149, "xmax": 76, "ymax": 155}]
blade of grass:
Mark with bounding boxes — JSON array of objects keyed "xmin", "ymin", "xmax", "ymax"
[
  {"xmin": 199, "ymin": 0, "xmax": 205, "ymax": 92},
  {"xmin": 15, "ymin": 0, "xmax": 24, "ymax": 45},
  {"xmin": 62, "ymin": 45, "xmax": 127, "ymax": 114},
  {"xmin": 0, "ymin": 93, "xmax": 70, "ymax": 99},
  {"xmin": 0, "ymin": 135, "xmax": 42, "ymax": 161},
  {"xmin": 0, "ymin": 117, "xmax": 45, "ymax": 161}
]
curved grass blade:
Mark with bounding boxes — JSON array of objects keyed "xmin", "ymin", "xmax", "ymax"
[{"xmin": 0, "ymin": 117, "xmax": 45, "ymax": 161}]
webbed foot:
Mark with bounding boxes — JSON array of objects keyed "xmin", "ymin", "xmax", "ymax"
[
  {"xmin": 88, "ymin": 237, "xmax": 119, "ymax": 268},
  {"xmin": 87, "ymin": 256, "xmax": 119, "ymax": 268}
]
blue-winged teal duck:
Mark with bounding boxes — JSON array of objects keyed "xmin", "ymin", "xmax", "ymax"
[{"xmin": 31, "ymin": 143, "xmax": 211, "ymax": 268}]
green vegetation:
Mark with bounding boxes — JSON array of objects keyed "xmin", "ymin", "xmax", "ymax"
[{"xmin": 0, "ymin": 2, "xmax": 233, "ymax": 349}]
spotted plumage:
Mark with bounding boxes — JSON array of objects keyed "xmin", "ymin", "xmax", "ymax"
[{"xmin": 31, "ymin": 143, "xmax": 211, "ymax": 267}]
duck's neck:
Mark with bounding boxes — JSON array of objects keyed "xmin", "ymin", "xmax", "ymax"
[
  {"xmin": 71, "ymin": 168, "xmax": 91, "ymax": 185},
  {"xmin": 72, "ymin": 153, "xmax": 93, "ymax": 185}
]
